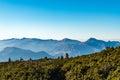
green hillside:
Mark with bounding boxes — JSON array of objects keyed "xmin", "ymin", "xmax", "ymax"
[{"xmin": 0, "ymin": 47, "xmax": 120, "ymax": 80}]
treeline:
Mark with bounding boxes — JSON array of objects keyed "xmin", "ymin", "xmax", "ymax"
[{"xmin": 0, "ymin": 47, "xmax": 120, "ymax": 80}]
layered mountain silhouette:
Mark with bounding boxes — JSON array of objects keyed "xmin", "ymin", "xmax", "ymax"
[
  {"xmin": 0, "ymin": 38, "xmax": 120, "ymax": 61},
  {"xmin": 0, "ymin": 47, "xmax": 52, "ymax": 62}
]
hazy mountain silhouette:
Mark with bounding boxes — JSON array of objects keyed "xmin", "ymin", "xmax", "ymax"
[
  {"xmin": 0, "ymin": 38, "xmax": 120, "ymax": 58},
  {"xmin": 0, "ymin": 47, "xmax": 52, "ymax": 62}
]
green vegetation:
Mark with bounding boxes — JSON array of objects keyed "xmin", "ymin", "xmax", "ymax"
[{"xmin": 0, "ymin": 47, "xmax": 120, "ymax": 80}]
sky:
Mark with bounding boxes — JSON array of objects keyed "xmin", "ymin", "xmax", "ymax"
[{"xmin": 0, "ymin": 0, "xmax": 120, "ymax": 41}]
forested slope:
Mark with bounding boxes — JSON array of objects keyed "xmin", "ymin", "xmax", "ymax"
[{"xmin": 0, "ymin": 47, "xmax": 120, "ymax": 80}]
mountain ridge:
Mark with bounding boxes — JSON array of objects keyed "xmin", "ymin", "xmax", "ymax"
[
  {"xmin": 0, "ymin": 38, "xmax": 120, "ymax": 60},
  {"xmin": 0, "ymin": 47, "xmax": 52, "ymax": 62}
]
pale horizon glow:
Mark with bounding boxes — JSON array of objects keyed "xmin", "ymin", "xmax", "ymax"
[{"xmin": 0, "ymin": 0, "xmax": 120, "ymax": 41}]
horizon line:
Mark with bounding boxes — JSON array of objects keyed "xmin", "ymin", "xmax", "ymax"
[{"xmin": 0, "ymin": 37, "xmax": 120, "ymax": 42}]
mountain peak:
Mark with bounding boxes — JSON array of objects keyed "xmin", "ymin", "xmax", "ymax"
[
  {"xmin": 88, "ymin": 38, "xmax": 97, "ymax": 41},
  {"xmin": 22, "ymin": 38, "xmax": 35, "ymax": 40},
  {"xmin": 59, "ymin": 38, "xmax": 81, "ymax": 45},
  {"xmin": 61, "ymin": 38, "xmax": 72, "ymax": 41},
  {"xmin": 85, "ymin": 38, "xmax": 106, "ymax": 46},
  {"xmin": 61, "ymin": 38, "xmax": 81, "ymax": 42},
  {"xmin": 86, "ymin": 38, "xmax": 106, "ymax": 42}
]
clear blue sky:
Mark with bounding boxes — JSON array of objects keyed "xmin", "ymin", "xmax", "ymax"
[{"xmin": 0, "ymin": 0, "xmax": 120, "ymax": 41}]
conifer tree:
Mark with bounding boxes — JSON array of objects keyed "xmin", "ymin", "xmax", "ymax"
[{"xmin": 65, "ymin": 53, "xmax": 69, "ymax": 59}]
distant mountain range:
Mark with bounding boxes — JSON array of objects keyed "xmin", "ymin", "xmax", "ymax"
[
  {"xmin": 0, "ymin": 38, "xmax": 120, "ymax": 61},
  {"xmin": 0, "ymin": 47, "xmax": 52, "ymax": 62}
]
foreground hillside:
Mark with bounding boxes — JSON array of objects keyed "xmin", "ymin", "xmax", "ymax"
[{"xmin": 0, "ymin": 47, "xmax": 120, "ymax": 80}]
